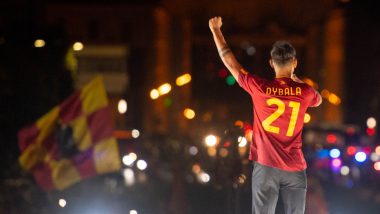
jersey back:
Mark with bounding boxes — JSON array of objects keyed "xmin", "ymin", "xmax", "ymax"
[{"xmin": 238, "ymin": 71, "xmax": 321, "ymax": 171}]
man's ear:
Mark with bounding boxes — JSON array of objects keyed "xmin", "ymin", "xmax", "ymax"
[
  {"xmin": 293, "ymin": 58, "xmax": 298, "ymax": 69},
  {"xmin": 269, "ymin": 59, "xmax": 274, "ymax": 68}
]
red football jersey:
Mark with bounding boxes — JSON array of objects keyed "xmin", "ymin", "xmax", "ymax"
[{"xmin": 238, "ymin": 71, "xmax": 321, "ymax": 171}]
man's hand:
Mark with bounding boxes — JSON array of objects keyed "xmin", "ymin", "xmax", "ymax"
[{"xmin": 209, "ymin": 17, "xmax": 222, "ymax": 31}]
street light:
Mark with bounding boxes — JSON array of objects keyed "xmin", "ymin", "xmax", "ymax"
[
  {"xmin": 150, "ymin": 89, "xmax": 160, "ymax": 99},
  {"xmin": 183, "ymin": 108, "xmax": 195, "ymax": 119},
  {"xmin": 205, "ymin": 135, "xmax": 217, "ymax": 147},
  {"xmin": 73, "ymin": 42, "xmax": 84, "ymax": 51},
  {"xmin": 58, "ymin": 198, "xmax": 66, "ymax": 208},
  {"xmin": 158, "ymin": 83, "xmax": 171, "ymax": 95},
  {"xmin": 176, "ymin": 73, "xmax": 192, "ymax": 86},
  {"xmin": 34, "ymin": 39, "xmax": 45, "ymax": 48},
  {"xmin": 118, "ymin": 99, "xmax": 127, "ymax": 114}
]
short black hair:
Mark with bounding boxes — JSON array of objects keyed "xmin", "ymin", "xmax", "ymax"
[{"xmin": 270, "ymin": 40, "xmax": 296, "ymax": 65}]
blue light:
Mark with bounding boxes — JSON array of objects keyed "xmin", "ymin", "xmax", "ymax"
[
  {"xmin": 329, "ymin": 148, "xmax": 341, "ymax": 158},
  {"xmin": 355, "ymin": 151, "xmax": 367, "ymax": 162},
  {"xmin": 317, "ymin": 149, "xmax": 329, "ymax": 158}
]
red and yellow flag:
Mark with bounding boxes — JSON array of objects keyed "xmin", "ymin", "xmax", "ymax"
[{"xmin": 18, "ymin": 76, "xmax": 121, "ymax": 191}]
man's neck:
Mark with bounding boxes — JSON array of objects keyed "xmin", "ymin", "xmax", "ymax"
[{"xmin": 275, "ymin": 71, "xmax": 292, "ymax": 78}]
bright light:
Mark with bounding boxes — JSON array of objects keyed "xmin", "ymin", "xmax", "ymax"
[
  {"xmin": 34, "ymin": 39, "xmax": 45, "ymax": 48},
  {"xmin": 328, "ymin": 93, "xmax": 341, "ymax": 105},
  {"xmin": 347, "ymin": 146, "xmax": 356, "ymax": 156},
  {"xmin": 122, "ymin": 153, "xmax": 137, "ymax": 166},
  {"xmin": 238, "ymin": 136, "xmax": 247, "ymax": 147},
  {"xmin": 150, "ymin": 89, "xmax": 160, "ymax": 99},
  {"xmin": 370, "ymin": 153, "xmax": 380, "ymax": 162},
  {"xmin": 340, "ymin": 166, "xmax": 350, "ymax": 176},
  {"xmin": 355, "ymin": 152, "xmax": 367, "ymax": 163},
  {"xmin": 58, "ymin": 199, "xmax": 66, "ymax": 208},
  {"xmin": 130, "ymin": 210, "xmax": 138, "ymax": 214},
  {"xmin": 183, "ymin": 108, "xmax": 195, "ymax": 119},
  {"xmin": 304, "ymin": 113, "xmax": 311, "ymax": 123},
  {"xmin": 176, "ymin": 73, "xmax": 192, "ymax": 86},
  {"xmin": 118, "ymin": 99, "xmax": 127, "ymax": 114},
  {"xmin": 189, "ymin": 146, "xmax": 198, "ymax": 155},
  {"xmin": 131, "ymin": 129, "xmax": 140, "ymax": 138},
  {"xmin": 326, "ymin": 134, "xmax": 337, "ymax": 144},
  {"xmin": 73, "ymin": 42, "xmax": 84, "ymax": 51},
  {"xmin": 331, "ymin": 158, "xmax": 342, "ymax": 168},
  {"xmin": 136, "ymin": 160, "xmax": 148, "ymax": 170},
  {"xmin": 376, "ymin": 146, "xmax": 380, "ymax": 155},
  {"xmin": 329, "ymin": 148, "xmax": 341, "ymax": 158},
  {"xmin": 129, "ymin": 152, "xmax": 137, "ymax": 161},
  {"xmin": 199, "ymin": 172, "xmax": 210, "ymax": 183},
  {"xmin": 158, "ymin": 83, "xmax": 171, "ymax": 95},
  {"xmin": 205, "ymin": 135, "xmax": 217, "ymax": 147},
  {"xmin": 374, "ymin": 162, "xmax": 380, "ymax": 171},
  {"xmin": 123, "ymin": 168, "xmax": 135, "ymax": 186},
  {"xmin": 367, "ymin": 117, "xmax": 377, "ymax": 128}
]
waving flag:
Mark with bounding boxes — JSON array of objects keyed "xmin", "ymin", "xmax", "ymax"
[{"xmin": 18, "ymin": 76, "xmax": 121, "ymax": 191}]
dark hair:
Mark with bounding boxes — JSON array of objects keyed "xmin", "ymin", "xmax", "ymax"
[{"xmin": 270, "ymin": 40, "xmax": 296, "ymax": 65}]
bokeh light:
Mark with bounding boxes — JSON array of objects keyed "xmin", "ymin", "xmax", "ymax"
[
  {"xmin": 367, "ymin": 117, "xmax": 377, "ymax": 128},
  {"xmin": 199, "ymin": 172, "xmax": 210, "ymax": 183},
  {"xmin": 136, "ymin": 160, "xmax": 148, "ymax": 170},
  {"xmin": 189, "ymin": 146, "xmax": 198, "ymax": 155},
  {"xmin": 374, "ymin": 162, "xmax": 380, "ymax": 171},
  {"xmin": 347, "ymin": 146, "xmax": 356, "ymax": 156},
  {"xmin": 205, "ymin": 135, "xmax": 217, "ymax": 147},
  {"xmin": 122, "ymin": 153, "xmax": 137, "ymax": 166},
  {"xmin": 176, "ymin": 73, "xmax": 192, "ymax": 86},
  {"xmin": 340, "ymin": 166, "xmax": 350, "ymax": 176},
  {"xmin": 150, "ymin": 89, "xmax": 159, "ymax": 99},
  {"xmin": 326, "ymin": 134, "xmax": 337, "ymax": 144},
  {"xmin": 131, "ymin": 129, "xmax": 140, "ymax": 138},
  {"xmin": 183, "ymin": 108, "xmax": 195, "ymax": 119},
  {"xmin": 329, "ymin": 148, "xmax": 341, "ymax": 158},
  {"xmin": 118, "ymin": 99, "xmax": 127, "ymax": 114},
  {"xmin": 73, "ymin": 42, "xmax": 84, "ymax": 51},
  {"xmin": 332, "ymin": 158, "xmax": 342, "ymax": 168},
  {"xmin": 225, "ymin": 75, "xmax": 236, "ymax": 85},
  {"xmin": 355, "ymin": 152, "xmax": 367, "ymax": 163},
  {"xmin": 366, "ymin": 128, "xmax": 376, "ymax": 136},
  {"xmin": 158, "ymin": 83, "xmax": 171, "ymax": 95},
  {"xmin": 376, "ymin": 146, "xmax": 380, "ymax": 155},
  {"xmin": 58, "ymin": 199, "xmax": 66, "ymax": 208},
  {"xmin": 34, "ymin": 39, "xmax": 45, "ymax": 48},
  {"xmin": 238, "ymin": 136, "xmax": 247, "ymax": 147},
  {"xmin": 304, "ymin": 113, "xmax": 311, "ymax": 123}
]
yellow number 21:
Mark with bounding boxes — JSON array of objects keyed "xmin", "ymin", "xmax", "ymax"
[{"xmin": 261, "ymin": 98, "xmax": 300, "ymax": 137}]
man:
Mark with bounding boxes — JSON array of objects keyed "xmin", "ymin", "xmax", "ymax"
[{"xmin": 209, "ymin": 17, "xmax": 322, "ymax": 214}]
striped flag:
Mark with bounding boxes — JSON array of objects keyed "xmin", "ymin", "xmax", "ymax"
[{"xmin": 18, "ymin": 76, "xmax": 121, "ymax": 191}]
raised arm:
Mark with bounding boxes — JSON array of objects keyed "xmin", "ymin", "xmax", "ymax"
[{"xmin": 209, "ymin": 17, "xmax": 244, "ymax": 81}]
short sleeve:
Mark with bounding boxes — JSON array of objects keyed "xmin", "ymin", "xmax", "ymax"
[
  {"xmin": 308, "ymin": 87, "xmax": 322, "ymax": 107},
  {"xmin": 237, "ymin": 69, "xmax": 265, "ymax": 95}
]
